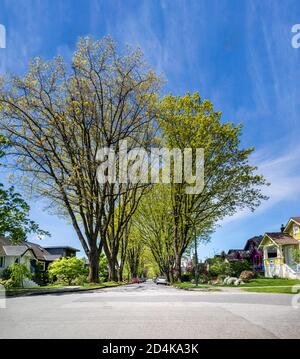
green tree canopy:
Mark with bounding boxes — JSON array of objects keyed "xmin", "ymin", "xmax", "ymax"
[
  {"xmin": 0, "ymin": 135, "xmax": 49, "ymax": 241},
  {"xmin": 158, "ymin": 92, "xmax": 268, "ymax": 280}
]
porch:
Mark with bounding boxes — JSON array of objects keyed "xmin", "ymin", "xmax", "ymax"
[{"xmin": 263, "ymin": 244, "xmax": 300, "ymax": 279}]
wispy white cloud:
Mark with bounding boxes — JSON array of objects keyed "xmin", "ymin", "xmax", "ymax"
[{"xmin": 221, "ymin": 142, "xmax": 300, "ymax": 226}]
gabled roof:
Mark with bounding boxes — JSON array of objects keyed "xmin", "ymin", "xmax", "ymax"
[
  {"xmin": 25, "ymin": 241, "xmax": 52, "ymax": 261},
  {"xmin": 263, "ymin": 232, "xmax": 299, "ymax": 246},
  {"xmin": 283, "ymin": 216, "xmax": 300, "ymax": 233},
  {"xmin": 2, "ymin": 245, "xmax": 32, "ymax": 257},
  {"xmin": 0, "ymin": 236, "xmax": 11, "ymax": 256},
  {"xmin": 290, "ymin": 217, "xmax": 300, "ymax": 225},
  {"xmin": 244, "ymin": 236, "xmax": 263, "ymax": 251},
  {"xmin": 0, "ymin": 237, "xmax": 61, "ymax": 261}
]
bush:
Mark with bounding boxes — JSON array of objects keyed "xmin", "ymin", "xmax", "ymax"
[
  {"xmin": 0, "ymin": 266, "xmax": 12, "ymax": 280},
  {"xmin": 292, "ymin": 248, "xmax": 300, "ymax": 263},
  {"xmin": 71, "ymin": 274, "xmax": 88, "ymax": 286},
  {"xmin": 48, "ymin": 257, "xmax": 88, "ymax": 286},
  {"xmin": 229, "ymin": 260, "xmax": 252, "ymax": 277},
  {"xmin": 33, "ymin": 261, "xmax": 49, "ymax": 286},
  {"xmin": 208, "ymin": 258, "xmax": 231, "ymax": 277},
  {"xmin": 199, "ymin": 274, "xmax": 210, "ymax": 284},
  {"xmin": 239, "ymin": 270, "xmax": 254, "ymax": 282},
  {"xmin": 181, "ymin": 272, "xmax": 192, "ymax": 282},
  {"xmin": 1, "ymin": 264, "xmax": 32, "ymax": 288}
]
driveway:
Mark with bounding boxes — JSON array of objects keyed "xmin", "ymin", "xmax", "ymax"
[{"xmin": 1, "ymin": 281, "xmax": 300, "ymax": 338}]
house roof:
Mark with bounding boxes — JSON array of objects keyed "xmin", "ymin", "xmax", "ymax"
[
  {"xmin": 290, "ymin": 217, "xmax": 300, "ymax": 225},
  {"xmin": 44, "ymin": 254, "xmax": 61, "ymax": 261},
  {"xmin": 265, "ymin": 232, "xmax": 299, "ymax": 246},
  {"xmin": 243, "ymin": 236, "xmax": 263, "ymax": 251},
  {"xmin": 0, "ymin": 236, "xmax": 11, "ymax": 256},
  {"xmin": 2, "ymin": 245, "xmax": 32, "ymax": 256},
  {"xmin": 283, "ymin": 216, "xmax": 300, "ymax": 233},
  {"xmin": 227, "ymin": 249, "xmax": 243, "ymax": 254},
  {"xmin": 226, "ymin": 249, "xmax": 249, "ymax": 261},
  {"xmin": 44, "ymin": 246, "xmax": 80, "ymax": 252},
  {"xmin": 0, "ymin": 237, "xmax": 61, "ymax": 261}
]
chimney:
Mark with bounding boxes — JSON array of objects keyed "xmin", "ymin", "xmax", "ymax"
[{"xmin": 280, "ymin": 224, "xmax": 285, "ymax": 233}]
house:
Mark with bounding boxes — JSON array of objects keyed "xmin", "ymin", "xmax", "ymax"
[
  {"xmin": 243, "ymin": 236, "xmax": 264, "ymax": 272},
  {"xmin": 44, "ymin": 246, "xmax": 79, "ymax": 258},
  {"xmin": 225, "ymin": 236, "xmax": 264, "ymax": 272},
  {"xmin": 259, "ymin": 217, "xmax": 300, "ymax": 279},
  {"xmin": 0, "ymin": 237, "xmax": 79, "ymax": 274}
]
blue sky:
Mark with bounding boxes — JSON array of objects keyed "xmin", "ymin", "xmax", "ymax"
[{"xmin": 0, "ymin": 0, "xmax": 300, "ymax": 259}]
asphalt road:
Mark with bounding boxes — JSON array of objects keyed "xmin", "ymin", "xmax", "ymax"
[{"xmin": 1, "ymin": 281, "xmax": 300, "ymax": 339}]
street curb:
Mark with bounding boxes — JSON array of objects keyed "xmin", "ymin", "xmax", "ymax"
[
  {"xmin": 172, "ymin": 286, "xmax": 222, "ymax": 292},
  {"xmin": 6, "ymin": 283, "xmax": 124, "ymax": 298}
]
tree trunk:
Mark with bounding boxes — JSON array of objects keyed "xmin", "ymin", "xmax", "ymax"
[
  {"xmin": 175, "ymin": 253, "xmax": 182, "ymax": 282},
  {"xmin": 108, "ymin": 257, "xmax": 118, "ymax": 282},
  {"xmin": 88, "ymin": 250, "xmax": 100, "ymax": 283},
  {"xmin": 118, "ymin": 264, "xmax": 123, "ymax": 282}
]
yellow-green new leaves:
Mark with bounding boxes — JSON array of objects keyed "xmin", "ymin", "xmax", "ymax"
[
  {"xmin": 157, "ymin": 92, "xmax": 268, "ymax": 280},
  {"xmin": 0, "ymin": 36, "xmax": 161, "ymax": 282}
]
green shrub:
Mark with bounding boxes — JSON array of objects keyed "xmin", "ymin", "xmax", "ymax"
[
  {"xmin": 208, "ymin": 258, "xmax": 231, "ymax": 277},
  {"xmin": 229, "ymin": 260, "xmax": 252, "ymax": 277},
  {"xmin": 0, "ymin": 266, "xmax": 12, "ymax": 280},
  {"xmin": 199, "ymin": 274, "xmax": 210, "ymax": 283},
  {"xmin": 48, "ymin": 257, "xmax": 88, "ymax": 286},
  {"xmin": 1, "ymin": 278, "xmax": 14, "ymax": 288},
  {"xmin": 33, "ymin": 261, "xmax": 49, "ymax": 286},
  {"xmin": 181, "ymin": 272, "xmax": 192, "ymax": 282},
  {"xmin": 292, "ymin": 248, "xmax": 300, "ymax": 263},
  {"xmin": 71, "ymin": 274, "xmax": 88, "ymax": 286},
  {"xmin": 2, "ymin": 263, "xmax": 32, "ymax": 288}
]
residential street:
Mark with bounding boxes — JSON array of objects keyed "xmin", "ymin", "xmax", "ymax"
[{"xmin": 1, "ymin": 281, "xmax": 300, "ymax": 339}]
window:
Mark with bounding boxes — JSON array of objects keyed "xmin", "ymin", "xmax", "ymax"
[
  {"xmin": 0, "ymin": 257, "xmax": 4, "ymax": 268},
  {"xmin": 293, "ymin": 224, "xmax": 299, "ymax": 235}
]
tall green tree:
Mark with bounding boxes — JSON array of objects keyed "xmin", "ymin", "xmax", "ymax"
[
  {"xmin": 133, "ymin": 185, "xmax": 176, "ymax": 281},
  {"xmin": 0, "ymin": 37, "xmax": 160, "ymax": 282},
  {"xmin": 159, "ymin": 93, "xmax": 268, "ymax": 280}
]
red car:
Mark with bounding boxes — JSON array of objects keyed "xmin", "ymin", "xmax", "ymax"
[{"xmin": 131, "ymin": 277, "xmax": 142, "ymax": 284}]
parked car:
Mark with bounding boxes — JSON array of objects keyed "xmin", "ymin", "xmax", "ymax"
[
  {"xmin": 156, "ymin": 277, "xmax": 168, "ymax": 285},
  {"xmin": 131, "ymin": 277, "xmax": 142, "ymax": 284}
]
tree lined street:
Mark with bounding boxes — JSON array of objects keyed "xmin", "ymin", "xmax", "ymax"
[{"xmin": 1, "ymin": 282, "xmax": 300, "ymax": 339}]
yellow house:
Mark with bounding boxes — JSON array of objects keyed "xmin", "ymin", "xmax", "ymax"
[{"xmin": 259, "ymin": 217, "xmax": 300, "ymax": 279}]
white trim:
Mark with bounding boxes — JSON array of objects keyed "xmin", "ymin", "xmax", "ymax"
[
  {"xmin": 259, "ymin": 234, "xmax": 279, "ymax": 249},
  {"xmin": 284, "ymin": 218, "xmax": 300, "ymax": 232}
]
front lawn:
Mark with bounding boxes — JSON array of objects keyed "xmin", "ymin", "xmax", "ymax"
[
  {"xmin": 242, "ymin": 286, "xmax": 300, "ymax": 294},
  {"xmin": 173, "ymin": 278, "xmax": 300, "ymax": 292},
  {"xmin": 239, "ymin": 278, "xmax": 300, "ymax": 287},
  {"xmin": 213, "ymin": 278, "xmax": 300, "ymax": 288}
]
